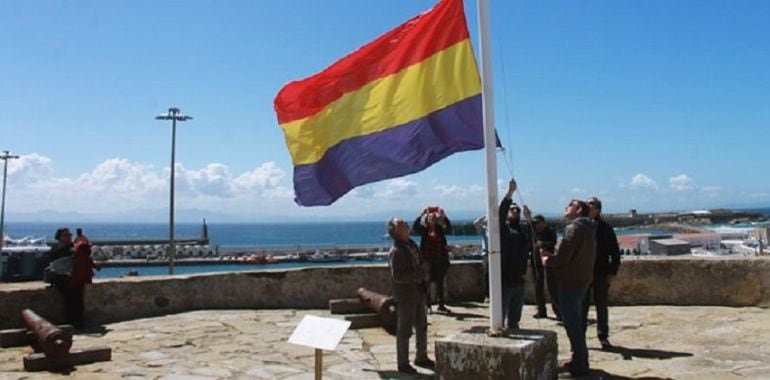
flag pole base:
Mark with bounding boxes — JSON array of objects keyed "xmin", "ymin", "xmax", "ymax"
[{"xmin": 486, "ymin": 327, "xmax": 507, "ymax": 337}]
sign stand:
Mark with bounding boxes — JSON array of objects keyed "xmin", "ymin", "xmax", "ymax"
[
  {"xmin": 315, "ymin": 348, "xmax": 322, "ymax": 380},
  {"xmin": 288, "ymin": 315, "xmax": 351, "ymax": 380}
]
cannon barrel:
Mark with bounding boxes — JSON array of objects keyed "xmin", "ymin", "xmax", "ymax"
[
  {"xmin": 357, "ymin": 287, "xmax": 397, "ymax": 334},
  {"xmin": 21, "ymin": 309, "xmax": 72, "ymax": 358}
]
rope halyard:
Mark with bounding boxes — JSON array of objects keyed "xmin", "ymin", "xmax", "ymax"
[{"xmin": 494, "ymin": 29, "xmax": 545, "ymax": 330}]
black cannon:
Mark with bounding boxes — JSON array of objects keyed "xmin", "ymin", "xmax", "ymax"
[
  {"xmin": 357, "ymin": 287, "xmax": 397, "ymax": 334},
  {"xmin": 21, "ymin": 309, "xmax": 73, "ymax": 358}
]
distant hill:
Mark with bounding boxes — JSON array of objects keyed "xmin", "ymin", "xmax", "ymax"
[{"xmin": 735, "ymin": 207, "xmax": 770, "ymax": 216}]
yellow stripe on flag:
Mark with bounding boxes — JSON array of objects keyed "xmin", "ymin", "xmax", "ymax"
[{"xmin": 280, "ymin": 40, "xmax": 480, "ymax": 166}]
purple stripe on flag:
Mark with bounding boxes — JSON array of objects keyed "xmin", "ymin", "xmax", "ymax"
[{"xmin": 293, "ymin": 94, "xmax": 483, "ymax": 206}]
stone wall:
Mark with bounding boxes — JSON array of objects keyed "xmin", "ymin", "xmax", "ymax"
[
  {"xmin": 1, "ymin": 257, "xmax": 769, "ymax": 329},
  {"xmin": 605, "ymin": 256, "xmax": 770, "ymax": 307},
  {"xmin": 523, "ymin": 256, "xmax": 770, "ymax": 307}
]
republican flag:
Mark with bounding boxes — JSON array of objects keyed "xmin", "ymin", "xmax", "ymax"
[{"xmin": 274, "ymin": 0, "xmax": 483, "ymax": 206}]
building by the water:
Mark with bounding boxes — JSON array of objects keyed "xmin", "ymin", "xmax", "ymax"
[{"xmin": 1, "ymin": 220, "xmax": 213, "ymax": 281}]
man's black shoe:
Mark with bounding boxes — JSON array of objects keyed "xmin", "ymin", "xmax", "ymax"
[
  {"xmin": 436, "ymin": 305, "xmax": 450, "ymax": 313},
  {"xmin": 398, "ymin": 364, "xmax": 418, "ymax": 374},
  {"xmin": 414, "ymin": 357, "xmax": 435, "ymax": 369},
  {"xmin": 599, "ymin": 338, "xmax": 612, "ymax": 350},
  {"xmin": 533, "ymin": 312, "xmax": 547, "ymax": 319},
  {"xmin": 569, "ymin": 369, "xmax": 590, "ymax": 377},
  {"xmin": 562, "ymin": 361, "xmax": 589, "ymax": 377}
]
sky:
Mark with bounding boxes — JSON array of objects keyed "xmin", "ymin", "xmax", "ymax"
[{"xmin": 1, "ymin": 0, "xmax": 768, "ymax": 222}]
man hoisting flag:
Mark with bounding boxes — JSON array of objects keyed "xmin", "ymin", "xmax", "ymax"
[{"xmin": 274, "ymin": 0, "xmax": 483, "ymax": 206}]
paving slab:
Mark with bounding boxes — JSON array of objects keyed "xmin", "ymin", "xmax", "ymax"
[{"xmin": 0, "ymin": 303, "xmax": 768, "ymax": 379}]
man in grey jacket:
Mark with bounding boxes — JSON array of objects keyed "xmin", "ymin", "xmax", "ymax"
[
  {"xmin": 387, "ymin": 217, "xmax": 434, "ymax": 374},
  {"xmin": 541, "ymin": 200, "xmax": 596, "ymax": 377}
]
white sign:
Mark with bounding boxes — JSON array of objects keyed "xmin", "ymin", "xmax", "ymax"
[{"xmin": 288, "ymin": 315, "xmax": 352, "ymax": 351}]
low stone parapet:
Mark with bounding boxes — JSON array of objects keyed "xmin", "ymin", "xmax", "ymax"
[
  {"xmin": 0, "ymin": 263, "xmax": 481, "ymax": 329},
  {"xmin": 589, "ymin": 256, "xmax": 770, "ymax": 307},
  {"xmin": 1, "ymin": 257, "xmax": 769, "ymax": 329}
]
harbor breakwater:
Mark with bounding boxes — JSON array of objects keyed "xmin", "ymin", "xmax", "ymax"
[{"xmin": 1, "ymin": 257, "xmax": 769, "ymax": 329}]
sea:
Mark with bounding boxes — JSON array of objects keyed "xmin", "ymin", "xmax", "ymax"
[
  {"xmin": 3, "ymin": 221, "xmax": 480, "ymax": 279},
  {"xmin": 4, "ymin": 221, "xmax": 710, "ymax": 252},
  {"xmin": 3, "ymin": 221, "xmax": 482, "ymax": 251}
]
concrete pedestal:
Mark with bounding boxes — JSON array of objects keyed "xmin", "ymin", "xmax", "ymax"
[{"xmin": 435, "ymin": 327, "xmax": 557, "ymax": 380}]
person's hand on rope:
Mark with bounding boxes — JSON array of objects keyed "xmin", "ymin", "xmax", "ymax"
[
  {"xmin": 473, "ymin": 215, "xmax": 487, "ymax": 230},
  {"xmin": 522, "ymin": 205, "xmax": 532, "ymax": 223},
  {"xmin": 505, "ymin": 178, "xmax": 517, "ymax": 198}
]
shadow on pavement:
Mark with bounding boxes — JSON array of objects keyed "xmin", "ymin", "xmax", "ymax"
[
  {"xmin": 446, "ymin": 301, "xmax": 486, "ymax": 309},
  {"xmin": 74, "ymin": 325, "xmax": 110, "ymax": 336},
  {"xmin": 447, "ymin": 311, "xmax": 487, "ymax": 321},
  {"xmin": 47, "ymin": 367, "xmax": 76, "ymax": 375},
  {"xmin": 558, "ymin": 367, "xmax": 674, "ymax": 379},
  {"xmin": 593, "ymin": 344, "xmax": 693, "ymax": 360},
  {"xmin": 364, "ymin": 369, "xmax": 433, "ymax": 379}
]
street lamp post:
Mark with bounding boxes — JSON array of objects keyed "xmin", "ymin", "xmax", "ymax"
[
  {"xmin": 155, "ymin": 108, "xmax": 192, "ymax": 275},
  {"xmin": 0, "ymin": 151, "xmax": 20, "ymax": 250}
]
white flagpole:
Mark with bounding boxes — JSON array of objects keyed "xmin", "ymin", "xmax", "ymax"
[{"xmin": 477, "ymin": 0, "xmax": 503, "ymax": 331}]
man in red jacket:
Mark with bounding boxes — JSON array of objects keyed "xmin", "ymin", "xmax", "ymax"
[{"xmin": 69, "ymin": 234, "xmax": 100, "ymax": 329}]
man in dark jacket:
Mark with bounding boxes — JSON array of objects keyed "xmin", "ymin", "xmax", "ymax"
[
  {"xmin": 585, "ymin": 197, "xmax": 621, "ymax": 350},
  {"xmin": 498, "ymin": 179, "xmax": 531, "ymax": 330},
  {"xmin": 542, "ymin": 200, "xmax": 596, "ymax": 377},
  {"xmin": 387, "ymin": 217, "xmax": 434, "ymax": 374},
  {"xmin": 530, "ymin": 215, "xmax": 560, "ymax": 320},
  {"xmin": 46, "ymin": 228, "xmax": 80, "ymax": 327},
  {"xmin": 46, "ymin": 228, "xmax": 74, "ymax": 288}
]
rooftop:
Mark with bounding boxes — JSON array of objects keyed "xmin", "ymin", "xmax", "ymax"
[
  {"xmin": 651, "ymin": 238, "xmax": 691, "ymax": 246},
  {"xmin": 1, "ymin": 302, "xmax": 767, "ymax": 379}
]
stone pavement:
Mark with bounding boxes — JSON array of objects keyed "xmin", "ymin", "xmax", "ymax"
[{"xmin": 0, "ymin": 303, "xmax": 768, "ymax": 379}]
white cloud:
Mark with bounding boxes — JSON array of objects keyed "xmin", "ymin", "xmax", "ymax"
[
  {"xmin": 629, "ymin": 173, "xmax": 659, "ymax": 191},
  {"xmin": 699, "ymin": 185, "xmax": 722, "ymax": 198},
  {"xmin": 77, "ymin": 158, "xmax": 166, "ymax": 194},
  {"xmin": 5, "ymin": 154, "xmax": 297, "ymax": 214},
  {"xmin": 349, "ymin": 185, "xmax": 376, "ymax": 199},
  {"xmin": 377, "ymin": 178, "xmax": 417, "ymax": 200},
  {"xmin": 8, "ymin": 156, "xmax": 167, "ymax": 213},
  {"xmin": 231, "ymin": 162, "xmax": 292, "ymax": 198},
  {"xmin": 669, "ymin": 174, "xmax": 695, "ymax": 191},
  {"xmin": 17, "ymin": 157, "xmax": 163, "ymax": 196},
  {"xmin": 7, "ymin": 153, "xmax": 53, "ymax": 182},
  {"xmin": 743, "ymin": 191, "xmax": 769, "ymax": 200},
  {"xmin": 571, "ymin": 187, "xmax": 585, "ymax": 194},
  {"xmin": 177, "ymin": 163, "xmax": 233, "ymax": 197},
  {"xmin": 434, "ymin": 184, "xmax": 484, "ymax": 198}
]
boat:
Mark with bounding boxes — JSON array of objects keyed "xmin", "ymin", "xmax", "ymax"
[
  {"xmin": 1, "ymin": 235, "xmax": 51, "ymax": 281},
  {"xmin": 352, "ymin": 251, "xmax": 390, "ymax": 261},
  {"xmin": 238, "ymin": 252, "xmax": 279, "ymax": 264},
  {"xmin": 3, "ymin": 235, "xmax": 48, "ymax": 248},
  {"xmin": 307, "ymin": 250, "xmax": 349, "ymax": 263}
]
